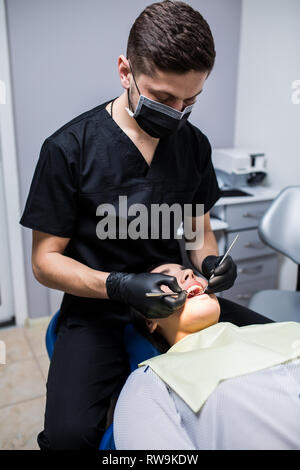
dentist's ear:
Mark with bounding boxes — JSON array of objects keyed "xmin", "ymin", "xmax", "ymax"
[
  {"xmin": 145, "ymin": 318, "xmax": 158, "ymax": 334},
  {"xmin": 118, "ymin": 55, "xmax": 131, "ymax": 88}
]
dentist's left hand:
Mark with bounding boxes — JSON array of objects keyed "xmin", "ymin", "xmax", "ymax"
[
  {"xmin": 201, "ymin": 255, "xmax": 237, "ymax": 294},
  {"xmin": 106, "ymin": 271, "xmax": 187, "ymax": 319}
]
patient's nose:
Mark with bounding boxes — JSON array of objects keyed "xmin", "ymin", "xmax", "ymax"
[{"xmin": 180, "ymin": 268, "xmax": 196, "ymax": 285}]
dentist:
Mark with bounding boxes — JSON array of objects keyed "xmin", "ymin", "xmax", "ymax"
[{"xmin": 20, "ymin": 0, "xmax": 273, "ymax": 450}]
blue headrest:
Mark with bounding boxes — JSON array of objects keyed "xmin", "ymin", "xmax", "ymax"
[
  {"xmin": 123, "ymin": 323, "xmax": 161, "ymax": 372},
  {"xmin": 46, "ymin": 310, "xmax": 60, "ymax": 359},
  {"xmin": 46, "ymin": 311, "xmax": 161, "ymax": 372}
]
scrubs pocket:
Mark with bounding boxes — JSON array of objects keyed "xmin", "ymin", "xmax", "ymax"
[
  {"xmin": 163, "ymin": 190, "xmax": 195, "ymax": 206},
  {"xmin": 163, "ymin": 191, "xmax": 197, "ymax": 221}
]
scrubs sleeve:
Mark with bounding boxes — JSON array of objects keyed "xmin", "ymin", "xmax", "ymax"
[
  {"xmin": 19, "ymin": 137, "xmax": 78, "ymax": 237},
  {"xmin": 192, "ymin": 133, "xmax": 222, "ymax": 215}
]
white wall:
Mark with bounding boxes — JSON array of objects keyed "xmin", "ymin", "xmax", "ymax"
[
  {"xmin": 0, "ymin": 0, "xmax": 28, "ymax": 326},
  {"xmin": 235, "ymin": 0, "xmax": 300, "ymax": 290}
]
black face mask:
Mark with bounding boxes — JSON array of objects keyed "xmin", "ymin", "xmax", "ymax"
[{"xmin": 125, "ymin": 60, "xmax": 194, "ymax": 139}]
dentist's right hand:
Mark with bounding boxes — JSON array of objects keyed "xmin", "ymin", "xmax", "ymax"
[{"xmin": 105, "ymin": 271, "xmax": 187, "ymax": 319}]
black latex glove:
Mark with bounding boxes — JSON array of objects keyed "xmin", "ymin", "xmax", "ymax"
[
  {"xmin": 201, "ymin": 255, "xmax": 237, "ymax": 294},
  {"xmin": 106, "ymin": 271, "xmax": 187, "ymax": 319}
]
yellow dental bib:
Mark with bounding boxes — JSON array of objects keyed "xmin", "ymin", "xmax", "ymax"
[{"xmin": 138, "ymin": 321, "xmax": 300, "ymax": 413}]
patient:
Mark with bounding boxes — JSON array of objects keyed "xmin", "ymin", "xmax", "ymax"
[{"xmin": 113, "ymin": 263, "xmax": 300, "ymax": 450}]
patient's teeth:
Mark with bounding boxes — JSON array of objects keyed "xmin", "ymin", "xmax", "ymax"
[{"xmin": 187, "ymin": 285, "xmax": 203, "ymax": 298}]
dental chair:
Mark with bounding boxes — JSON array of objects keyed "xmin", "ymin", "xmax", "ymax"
[
  {"xmin": 248, "ymin": 185, "xmax": 300, "ymax": 321},
  {"xmin": 45, "ymin": 310, "xmax": 161, "ymax": 450}
]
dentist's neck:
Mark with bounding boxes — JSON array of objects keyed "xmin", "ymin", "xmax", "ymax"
[{"xmin": 112, "ymin": 91, "xmax": 160, "ymax": 143}]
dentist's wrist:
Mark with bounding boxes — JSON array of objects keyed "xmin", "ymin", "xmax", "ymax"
[{"xmin": 105, "ymin": 271, "xmax": 132, "ymax": 302}]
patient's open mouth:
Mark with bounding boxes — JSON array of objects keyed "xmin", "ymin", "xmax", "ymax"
[{"xmin": 186, "ymin": 284, "xmax": 205, "ymax": 299}]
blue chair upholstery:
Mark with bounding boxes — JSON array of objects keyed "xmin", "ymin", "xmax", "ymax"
[
  {"xmin": 123, "ymin": 322, "xmax": 161, "ymax": 372},
  {"xmin": 45, "ymin": 310, "xmax": 60, "ymax": 359},
  {"xmin": 45, "ymin": 310, "xmax": 161, "ymax": 450}
]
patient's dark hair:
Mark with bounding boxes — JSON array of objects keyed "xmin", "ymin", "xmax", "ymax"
[{"xmin": 129, "ymin": 262, "xmax": 172, "ymax": 354}]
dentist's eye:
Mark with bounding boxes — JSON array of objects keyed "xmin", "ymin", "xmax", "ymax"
[
  {"xmin": 159, "ymin": 98, "xmax": 170, "ymax": 105},
  {"xmin": 153, "ymin": 94, "xmax": 168, "ymax": 103},
  {"xmin": 184, "ymin": 100, "xmax": 196, "ymax": 106}
]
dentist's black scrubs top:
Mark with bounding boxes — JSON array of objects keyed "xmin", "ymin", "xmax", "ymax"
[{"xmin": 20, "ymin": 98, "xmax": 222, "ymax": 333}]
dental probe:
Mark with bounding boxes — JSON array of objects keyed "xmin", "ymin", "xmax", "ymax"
[
  {"xmin": 201, "ymin": 233, "xmax": 239, "ymax": 294},
  {"xmin": 145, "ymin": 290, "xmax": 188, "ymax": 297}
]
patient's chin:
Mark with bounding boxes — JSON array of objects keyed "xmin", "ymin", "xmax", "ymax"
[{"xmin": 181, "ymin": 295, "xmax": 220, "ymax": 324}]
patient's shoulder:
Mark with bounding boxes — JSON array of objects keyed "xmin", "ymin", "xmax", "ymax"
[{"xmin": 122, "ymin": 365, "xmax": 172, "ymax": 398}]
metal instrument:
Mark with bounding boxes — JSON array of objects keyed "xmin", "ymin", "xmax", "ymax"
[
  {"xmin": 145, "ymin": 291, "xmax": 187, "ymax": 297},
  {"xmin": 201, "ymin": 233, "xmax": 239, "ymax": 294}
]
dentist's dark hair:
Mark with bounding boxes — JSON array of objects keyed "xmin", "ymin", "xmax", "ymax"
[{"xmin": 126, "ymin": 0, "xmax": 216, "ymax": 79}]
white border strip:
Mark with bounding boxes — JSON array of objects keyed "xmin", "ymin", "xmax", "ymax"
[{"xmin": 0, "ymin": 0, "xmax": 28, "ymax": 325}]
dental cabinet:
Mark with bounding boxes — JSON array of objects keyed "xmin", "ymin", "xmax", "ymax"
[{"xmin": 179, "ymin": 186, "xmax": 280, "ymax": 307}]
